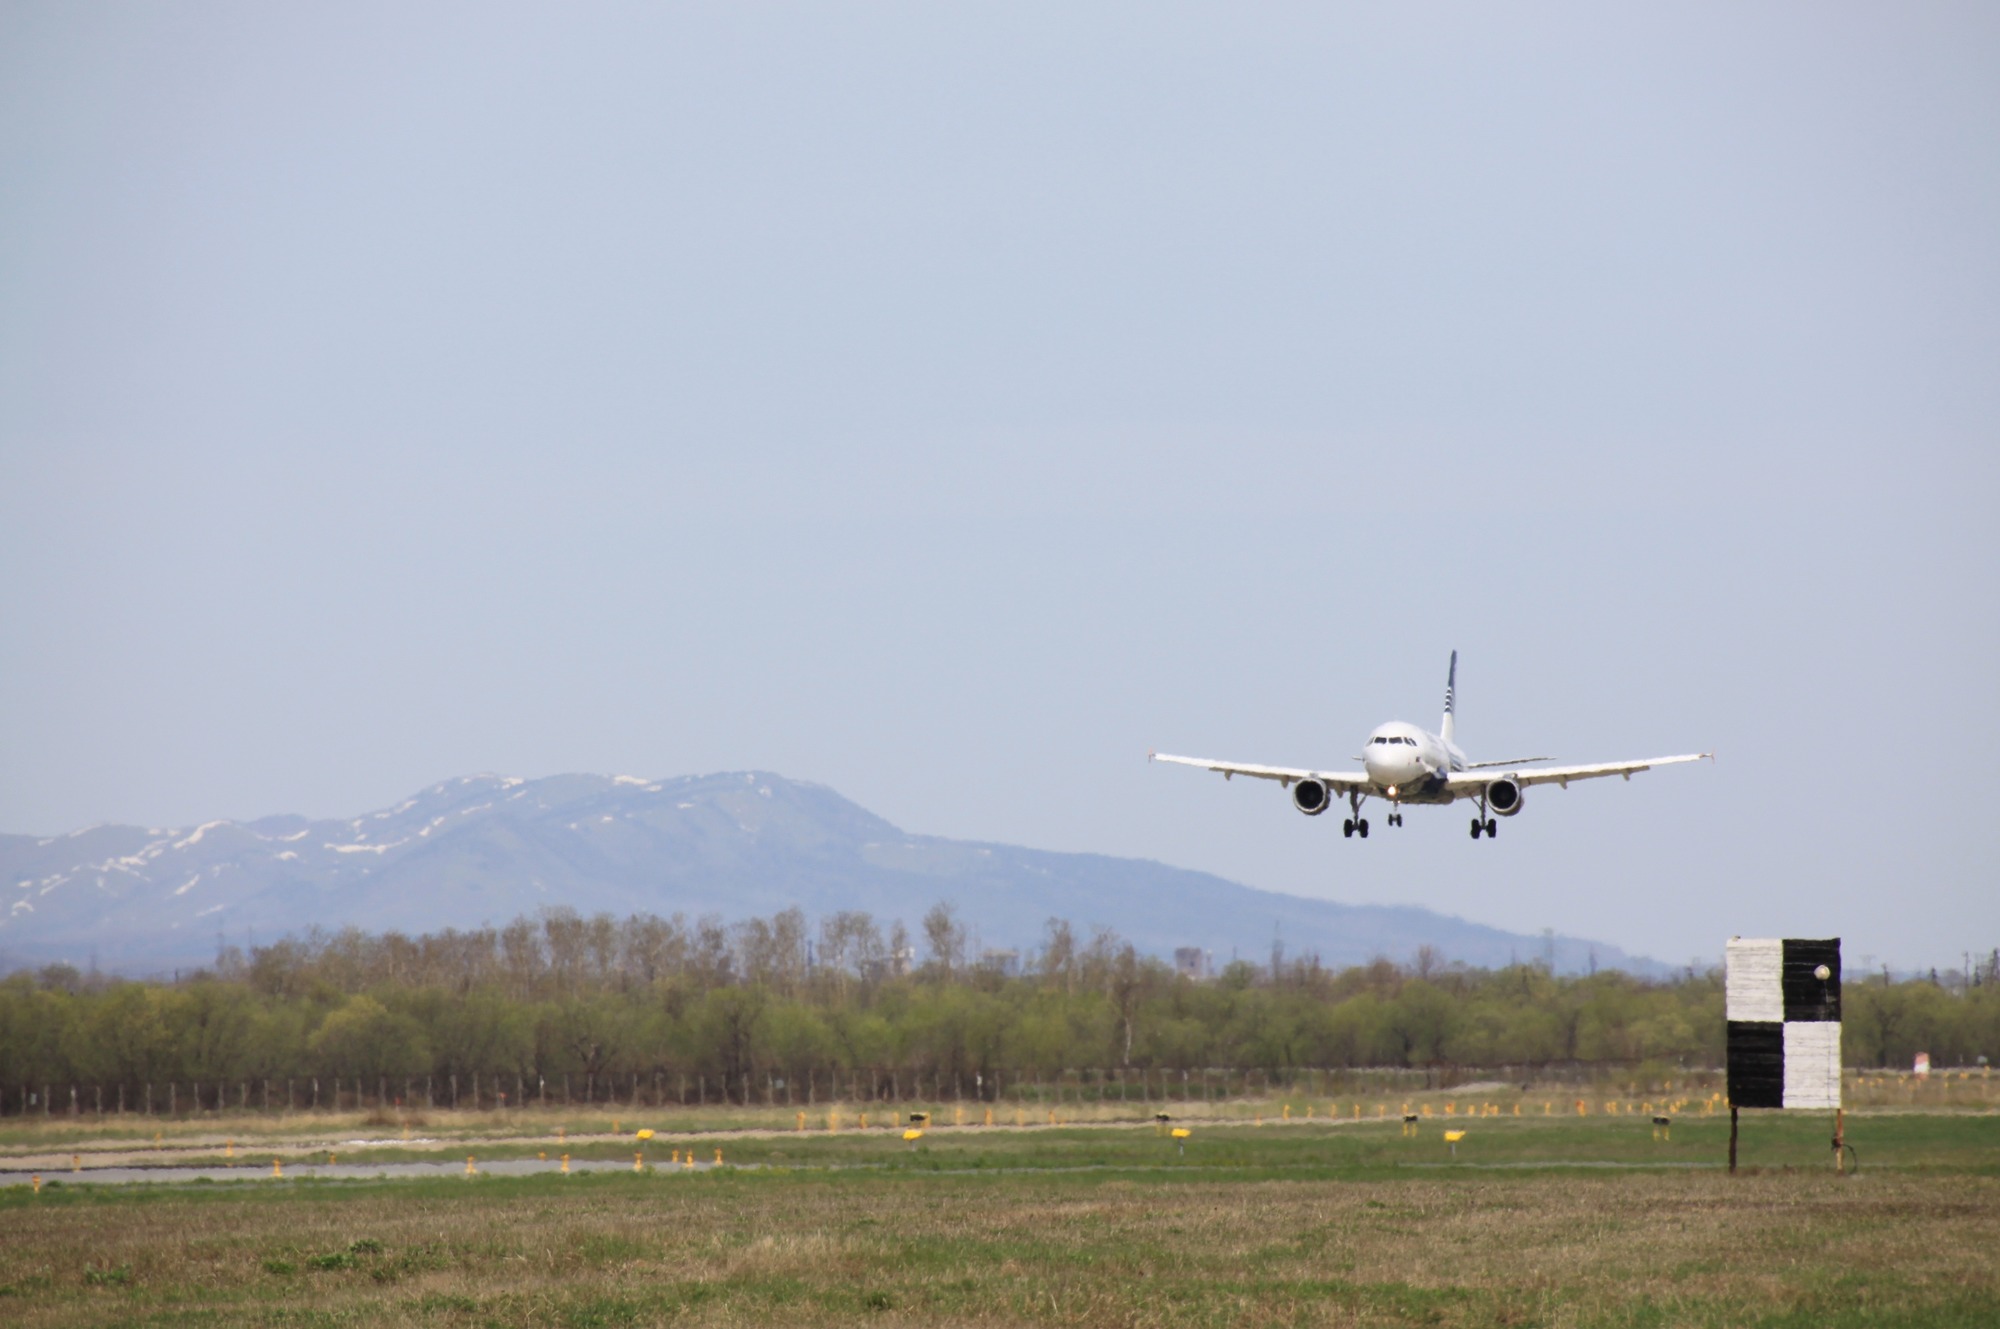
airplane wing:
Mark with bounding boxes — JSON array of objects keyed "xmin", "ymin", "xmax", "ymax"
[
  {"xmin": 1150, "ymin": 752, "xmax": 1374, "ymax": 792},
  {"xmin": 1446, "ymin": 753, "xmax": 1710, "ymax": 793}
]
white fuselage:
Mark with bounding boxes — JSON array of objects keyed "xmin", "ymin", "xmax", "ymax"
[{"xmin": 1360, "ymin": 722, "xmax": 1466, "ymax": 804}]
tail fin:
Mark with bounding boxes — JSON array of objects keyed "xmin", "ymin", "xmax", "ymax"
[{"xmin": 1440, "ymin": 650, "xmax": 1458, "ymax": 746}]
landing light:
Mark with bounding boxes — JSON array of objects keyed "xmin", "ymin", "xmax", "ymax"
[{"xmin": 1387, "ymin": 785, "xmax": 1398, "ymax": 798}]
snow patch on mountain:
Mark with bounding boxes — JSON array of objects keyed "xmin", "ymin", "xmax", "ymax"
[{"xmin": 173, "ymin": 821, "xmax": 227, "ymax": 850}]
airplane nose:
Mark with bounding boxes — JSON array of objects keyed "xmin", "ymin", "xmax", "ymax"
[
  {"xmin": 1382, "ymin": 748, "xmax": 1420, "ymax": 784},
  {"xmin": 1365, "ymin": 745, "xmax": 1410, "ymax": 784}
]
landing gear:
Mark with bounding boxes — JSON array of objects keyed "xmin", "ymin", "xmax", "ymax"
[
  {"xmin": 1343, "ymin": 819, "xmax": 1354, "ymax": 838},
  {"xmin": 1345, "ymin": 789, "xmax": 1372, "ymax": 841},
  {"xmin": 1387, "ymin": 812, "xmax": 1403, "ymax": 827},
  {"xmin": 1469, "ymin": 793, "xmax": 1499, "ymax": 840}
]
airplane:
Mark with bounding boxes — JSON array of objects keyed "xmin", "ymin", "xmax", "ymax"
[{"xmin": 1151, "ymin": 652, "xmax": 1708, "ymax": 840}]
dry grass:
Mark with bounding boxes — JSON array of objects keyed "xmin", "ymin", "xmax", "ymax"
[{"xmin": 4, "ymin": 1114, "xmax": 1998, "ymax": 1327}]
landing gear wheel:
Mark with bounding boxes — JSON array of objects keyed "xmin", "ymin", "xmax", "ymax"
[
  {"xmin": 1485, "ymin": 819, "xmax": 1498, "ymax": 838},
  {"xmin": 1357, "ymin": 819, "xmax": 1369, "ymax": 838},
  {"xmin": 1343, "ymin": 819, "xmax": 1354, "ymax": 838},
  {"xmin": 1470, "ymin": 819, "xmax": 1483, "ymax": 839}
]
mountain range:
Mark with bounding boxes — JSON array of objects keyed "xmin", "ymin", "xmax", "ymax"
[{"xmin": 1, "ymin": 771, "xmax": 1665, "ymax": 976}]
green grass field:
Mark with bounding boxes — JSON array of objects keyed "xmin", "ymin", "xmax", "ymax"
[{"xmin": 3, "ymin": 1109, "xmax": 1996, "ymax": 1327}]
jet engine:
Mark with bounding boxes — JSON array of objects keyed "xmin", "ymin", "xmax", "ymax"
[
  {"xmin": 1486, "ymin": 778, "xmax": 1525, "ymax": 817},
  {"xmin": 1292, "ymin": 780, "xmax": 1330, "ymax": 817}
]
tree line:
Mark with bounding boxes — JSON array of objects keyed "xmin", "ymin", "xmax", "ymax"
[{"xmin": 2, "ymin": 906, "xmax": 1993, "ymax": 1114}]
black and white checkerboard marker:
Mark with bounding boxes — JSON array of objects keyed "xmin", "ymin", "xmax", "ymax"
[{"xmin": 1725, "ymin": 938, "xmax": 1841, "ymax": 1110}]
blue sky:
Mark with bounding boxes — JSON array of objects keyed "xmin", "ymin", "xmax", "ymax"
[{"xmin": 3, "ymin": 3, "xmax": 1995, "ymax": 970}]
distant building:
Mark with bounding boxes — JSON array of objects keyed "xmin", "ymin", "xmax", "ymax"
[
  {"xmin": 1174, "ymin": 947, "xmax": 1212, "ymax": 980},
  {"xmin": 860, "ymin": 946, "xmax": 917, "ymax": 982}
]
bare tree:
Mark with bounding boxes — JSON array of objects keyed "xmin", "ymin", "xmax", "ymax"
[
  {"xmin": 620, "ymin": 913, "xmax": 689, "ymax": 987},
  {"xmin": 735, "ymin": 908, "xmax": 810, "ymax": 994},
  {"xmin": 500, "ymin": 918, "xmax": 543, "ymax": 998},
  {"xmin": 1108, "ymin": 943, "xmax": 1143, "ymax": 1065},
  {"xmin": 922, "ymin": 902, "xmax": 967, "ymax": 979},
  {"xmin": 691, "ymin": 915, "xmax": 733, "ymax": 990},
  {"xmin": 1040, "ymin": 918, "xmax": 1077, "ymax": 994}
]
